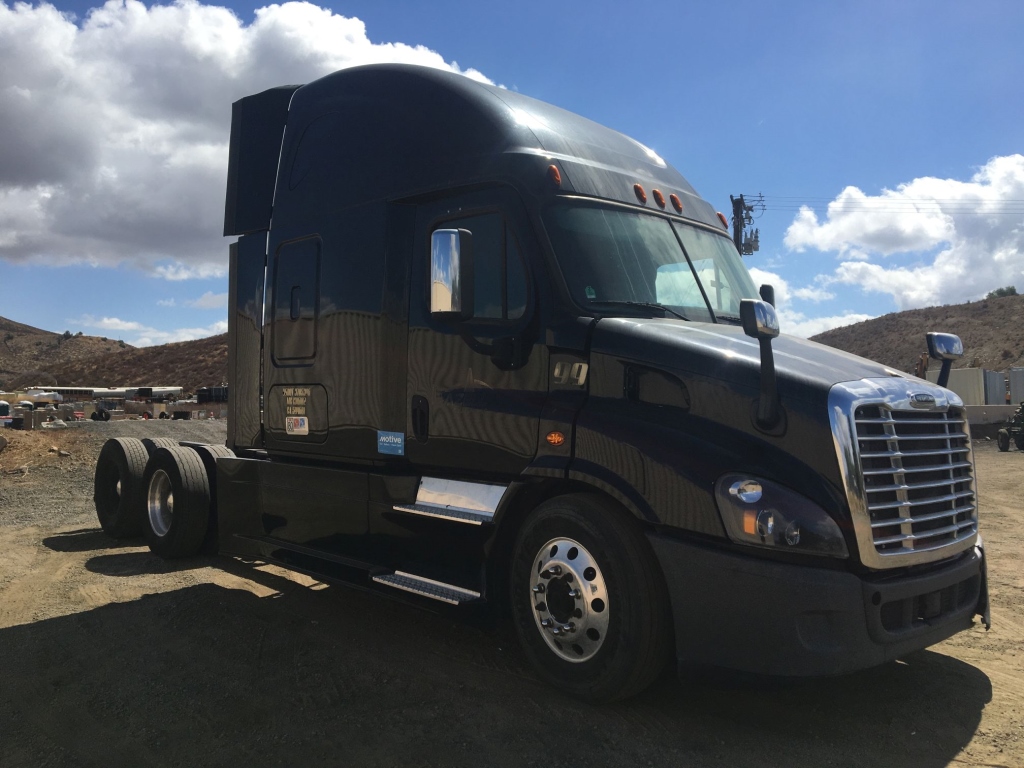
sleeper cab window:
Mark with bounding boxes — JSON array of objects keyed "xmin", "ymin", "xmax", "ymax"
[
  {"xmin": 434, "ymin": 212, "xmax": 527, "ymax": 322},
  {"xmin": 272, "ymin": 236, "xmax": 321, "ymax": 363}
]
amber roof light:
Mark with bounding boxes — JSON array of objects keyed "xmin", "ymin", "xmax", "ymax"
[
  {"xmin": 633, "ymin": 184, "xmax": 647, "ymax": 204},
  {"xmin": 548, "ymin": 164, "xmax": 562, "ymax": 186},
  {"xmin": 652, "ymin": 189, "xmax": 666, "ymax": 208},
  {"xmin": 669, "ymin": 194, "xmax": 683, "ymax": 213}
]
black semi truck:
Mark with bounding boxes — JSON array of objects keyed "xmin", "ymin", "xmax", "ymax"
[{"xmin": 94, "ymin": 64, "xmax": 988, "ymax": 701}]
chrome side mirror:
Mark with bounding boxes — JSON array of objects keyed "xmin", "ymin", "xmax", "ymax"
[
  {"xmin": 740, "ymin": 299, "xmax": 780, "ymax": 340},
  {"xmin": 740, "ymin": 299, "xmax": 783, "ymax": 431},
  {"xmin": 430, "ymin": 229, "xmax": 474, "ymax": 320},
  {"xmin": 926, "ymin": 332, "xmax": 963, "ymax": 389},
  {"xmin": 926, "ymin": 332, "xmax": 964, "ymax": 361}
]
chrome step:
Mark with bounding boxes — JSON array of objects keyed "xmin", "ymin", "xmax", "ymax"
[
  {"xmin": 390, "ymin": 477, "xmax": 504, "ymax": 526},
  {"xmin": 392, "ymin": 503, "xmax": 492, "ymax": 525},
  {"xmin": 372, "ymin": 571, "xmax": 481, "ymax": 605}
]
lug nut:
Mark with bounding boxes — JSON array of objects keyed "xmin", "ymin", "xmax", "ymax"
[
  {"xmin": 561, "ymin": 623, "xmax": 576, "ymax": 633},
  {"xmin": 532, "ymin": 584, "xmax": 546, "ymax": 594},
  {"xmin": 543, "ymin": 565, "xmax": 562, "ymax": 578},
  {"xmin": 540, "ymin": 618, "xmax": 552, "ymax": 628},
  {"xmin": 568, "ymin": 588, "xmax": 581, "ymax": 599}
]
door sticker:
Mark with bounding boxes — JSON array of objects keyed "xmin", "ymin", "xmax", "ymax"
[
  {"xmin": 377, "ymin": 430, "xmax": 405, "ymax": 456},
  {"xmin": 285, "ymin": 416, "xmax": 308, "ymax": 435}
]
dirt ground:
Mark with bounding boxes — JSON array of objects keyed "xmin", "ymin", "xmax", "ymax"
[{"xmin": 0, "ymin": 421, "xmax": 1021, "ymax": 768}]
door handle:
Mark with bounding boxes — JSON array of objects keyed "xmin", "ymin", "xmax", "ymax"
[{"xmin": 411, "ymin": 395, "xmax": 429, "ymax": 442}]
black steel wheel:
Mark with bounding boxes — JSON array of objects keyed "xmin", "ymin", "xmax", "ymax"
[
  {"xmin": 142, "ymin": 446, "xmax": 211, "ymax": 558},
  {"xmin": 998, "ymin": 429, "xmax": 1010, "ymax": 452},
  {"xmin": 158, "ymin": 412, "xmax": 169, "ymax": 419},
  {"xmin": 93, "ymin": 438, "xmax": 148, "ymax": 538},
  {"xmin": 510, "ymin": 494, "xmax": 672, "ymax": 702}
]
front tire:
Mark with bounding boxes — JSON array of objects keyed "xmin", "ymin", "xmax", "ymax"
[
  {"xmin": 142, "ymin": 446, "xmax": 211, "ymax": 558},
  {"xmin": 510, "ymin": 494, "xmax": 672, "ymax": 702}
]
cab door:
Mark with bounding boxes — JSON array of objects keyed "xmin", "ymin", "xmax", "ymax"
[{"xmin": 405, "ymin": 188, "xmax": 547, "ymax": 477}]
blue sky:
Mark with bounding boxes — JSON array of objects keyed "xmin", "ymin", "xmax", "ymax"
[{"xmin": 1, "ymin": 0, "xmax": 1022, "ymax": 344}]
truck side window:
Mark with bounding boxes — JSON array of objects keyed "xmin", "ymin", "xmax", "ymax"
[
  {"xmin": 436, "ymin": 212, "xmax": 527, "ymax": 322},
  {"xmin": 272, "ymin": 237, "xmax": 320, "ymax": 362}
]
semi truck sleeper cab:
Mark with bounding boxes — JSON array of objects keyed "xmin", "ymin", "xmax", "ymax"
[{"xmin": 94, "ymin": 64, "xmax": 988, "ymax": 701}]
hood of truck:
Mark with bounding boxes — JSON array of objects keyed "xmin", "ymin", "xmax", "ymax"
[{"xmin": 590, "ymin": 317, "xmax": 904, "ymax": 398}]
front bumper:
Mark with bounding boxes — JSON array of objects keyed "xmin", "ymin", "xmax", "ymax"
[{"xmin": 648, "ymin": 533, "xmax": 987, "ymax": 677}]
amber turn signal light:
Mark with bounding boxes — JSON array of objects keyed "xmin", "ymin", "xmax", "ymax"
[{"xmin": 546, "ymin": 431, "xmax": 566, "ymax": 446}]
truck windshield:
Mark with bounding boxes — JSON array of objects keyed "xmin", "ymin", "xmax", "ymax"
[{"xmin": 543, "ymin": 204, "xmax": 759, "ymax": 322}]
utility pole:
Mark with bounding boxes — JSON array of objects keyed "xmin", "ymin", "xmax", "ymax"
[{"xmin": 729, "ymin": 193, "xmax": 764, "ymax": 256}]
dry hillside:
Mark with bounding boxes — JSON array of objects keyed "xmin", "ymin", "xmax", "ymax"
[
  {"xmin": 47, "ymin": 334, "xmax": 228, "ymax": 396},
  {"xmin": 0, "ymin": 316, "xmax": 132, "ymax": 390},
  {"xmin": 810, "ymin": 294, "xmax": 1024, "ymax": 374}
]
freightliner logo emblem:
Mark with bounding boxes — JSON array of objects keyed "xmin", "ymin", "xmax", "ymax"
[{"xmin": 910, "ymin": 392, "xmax": 936, "ymax": 408}]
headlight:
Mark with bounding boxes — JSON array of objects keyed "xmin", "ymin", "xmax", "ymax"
[{"xmin": 714, "ymin": 474, "xmax": 848, "ymax": 558}]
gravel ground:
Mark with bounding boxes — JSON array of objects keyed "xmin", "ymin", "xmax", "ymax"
[{"xmin": 0, "ymin": 421, "xmax": 1021, "ymax": 768}]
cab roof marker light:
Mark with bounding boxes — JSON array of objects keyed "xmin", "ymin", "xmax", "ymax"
[
  {"xmin": 547, "ymin": 164, "xmax": 562, "ymax": 187},
  {"xmin": 716, "ymin": 211, "xmax": 729, "ymax": 229},
  {"xmin": 669, "ymin": 193, "xmax": 683, "ymax": 213},
  {"xmin": 652, "ymin": 189, "xmax": 666, "ymax": 209},
  {"xmin": 634, "ymin": 184, "xmax": 647, "ymax": 204}
]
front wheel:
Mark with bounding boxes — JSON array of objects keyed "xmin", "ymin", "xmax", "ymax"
[{"xmin": 510, "ymin": 494, "xmax": 672, "ymax": 702}]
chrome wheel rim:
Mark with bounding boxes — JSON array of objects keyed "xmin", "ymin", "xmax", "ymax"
[
  {"xmin": 147, "ymin": 469, "xmax": 174, "ymax": 537},
  {"xmin": 529, "ymin": 537, "xmax": 609, "ymax": 663}
]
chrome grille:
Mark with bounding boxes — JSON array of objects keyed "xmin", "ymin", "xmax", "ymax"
[
  {"xmin": 854, "ymin": 404, "xmax": 976, "ymax": 559},
  {"xmin": 829, "ymin": 378, "xmax": 979, "ymax": 569}
]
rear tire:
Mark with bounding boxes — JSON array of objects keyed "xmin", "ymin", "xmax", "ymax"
[
  {"xmin": 184, "ymin": 444, "xmax": 235, "ymax": 553},
  {"xmin": 142, "ymin": 446, "xmax": 211, "ymax": 558},
  {"xmin": 94, "ymin": 438, "xmax": 148, "ymax": 538},
  {"xmin": 510, "ymin": 493, "xmax": 672, "ymax": 702},
  {"xmin": 998, "ymin": 429, "xmax": 1010, "ymax": 452},
  {"xmin": 142, "ymin": 437, "xmax": 180, "ymax": 455}
]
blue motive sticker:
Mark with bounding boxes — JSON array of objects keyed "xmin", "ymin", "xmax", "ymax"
[{"xmin": 377, "ymin": 430, "xmax": 405, "ymax": 456}]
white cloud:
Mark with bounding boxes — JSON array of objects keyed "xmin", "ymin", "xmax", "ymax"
[
  {"xmin": 157, "ymin": 298, "xmax": 176, "ymax": 307},
  {"xmin": 73, "ymin": 315, "xmax": 148, "ymax": 332},
  {"xmin": 783, "ymin": 155, "xmax": 1024, "ymax": 309},
  {"xmin": 0, "ymin": 0, "xmax": 492, "ymax": 277},
  {"xmin": 73, "ymin": 313, "xmax": 227, "ymax": 346},
  {"xmin": 748, "ymin": 267, "xmax": 873, "ymax": 338},
  {"xmin": 186, "ymin": 290, "xmax": 227, "ymax": 309}
]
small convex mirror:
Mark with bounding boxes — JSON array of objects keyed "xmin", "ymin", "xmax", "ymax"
[
  {"xmin": 926, "ymin": 332, "xmax": 964, "ymax": 361},
  {"xmin": 430, "ymin": 228, "xmax": 474, "ymax": 319},
  {"xmin": 740, "ymin": 299, "xmax": 780, "ymax": 340}
]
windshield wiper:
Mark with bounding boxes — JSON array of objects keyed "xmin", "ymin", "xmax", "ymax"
[
  {"xmin": 588, "ymin": 300, "xmax": 689, "ymax": 321},
  {"xmin": 714, "ymin": 313, "xmax": 742, "ymax": 324}
]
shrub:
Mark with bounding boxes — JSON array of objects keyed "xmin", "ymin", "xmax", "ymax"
[{"xmin": 986, "ymin": 286, "xmax": 1018, "ymax": 299}]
